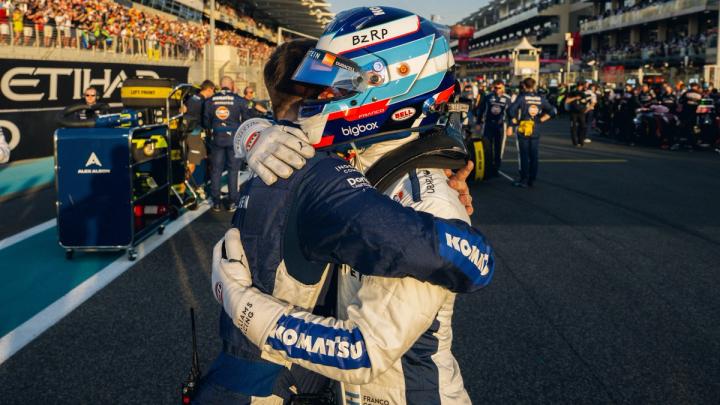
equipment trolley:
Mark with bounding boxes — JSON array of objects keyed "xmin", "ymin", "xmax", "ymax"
[{"xmin": 55, "ymin": 124, "xmax": 171, "ymax": 260}]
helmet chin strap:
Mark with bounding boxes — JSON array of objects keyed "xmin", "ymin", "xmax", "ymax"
[
  {"xmin": 350, "ymin": 133, "xmax": 420, "ymax": 174},
  {"xmin": 349, "ymin": 142, "xmax": 365, "ymax": 173}
]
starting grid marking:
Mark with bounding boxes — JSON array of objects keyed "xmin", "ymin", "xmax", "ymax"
[
  {"xmin": 538, "ymin": 159, "xmax": 628, "ymax": 163},
  {"xmin": 0, "ymin": 202, "xmax": 211, "ymax": 366},
  {"xmin": 0, "ymin": 219, "xmax": 56, "ymax": 251}
]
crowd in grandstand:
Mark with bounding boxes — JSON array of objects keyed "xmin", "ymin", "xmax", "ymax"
[
  {"xmin": 0, "ymin": 0, "xmax": 274, "ymax": 63},
  {"xmin": 214, "ymin": 0, "xmax": 274, "ymax": 41},
  {"xmin": 583, "ymin": 31, "xmax": 716, "ymax": 63},
  {"xmin": 590, "ymin": 0, "xmax": 674, "ymax": 20}
]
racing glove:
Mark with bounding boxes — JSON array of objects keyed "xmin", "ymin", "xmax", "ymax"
[
  {"xmin": 234, "ymin": 118, "xmax": 315, "ymax": 185},
  {"xmin": 211, "ymin": 228, "xmax": 289, "ymax": 347}
]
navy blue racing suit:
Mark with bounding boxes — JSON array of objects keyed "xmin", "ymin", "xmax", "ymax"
[
  {"xmin": 194, "ymin": 152, "xmax": 494, "ymax": 404},
  {"xmin": 184, "ymin": 93, "xmax": 205, "ymax": 131},
  {"xmin": 203, "ymin": 89, "xmax": 249, "ymax": 203},
  {"xmin": 478, "ymin": 92, "xmax": 512, "ymax": 175},
  {"xmin": 507, "ymin": 92, "xmax": 556, "ymax": 184}
]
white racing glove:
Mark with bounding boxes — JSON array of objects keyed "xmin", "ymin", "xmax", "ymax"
[
  {"xmin": 211, "ymin": 228, "xmax": 290, "ymax": 347},
  {"xmin": 234, "ymin": 118, "xmax": 315, "ymax": 185}
]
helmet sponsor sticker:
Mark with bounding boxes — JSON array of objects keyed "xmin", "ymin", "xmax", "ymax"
[
  {"xmin": 369, "ymin": 6, "xmax": 385, "ymax": 16},
  {"xmin": 215, "ymin": 106, "xmax": 230, "ymax": 120},
  {"xmin": 341, "ymin": 122, "xmax": 378, "ymax": 136},
  {"xmin": 328, "ymin": 99, "xmax": 389, "ymax": 121},
  {"xmin": 391, "ymin": 107, "xmax": 416, "ymax": 122}
]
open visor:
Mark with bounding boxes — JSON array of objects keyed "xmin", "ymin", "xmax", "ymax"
[{"xmin": 292, "ymin": 49, "xmax": 368, "ymax": 99}]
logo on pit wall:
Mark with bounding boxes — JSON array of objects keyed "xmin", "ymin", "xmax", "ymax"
[
  {"xmin": 391, "ymin": 107, "xmax": 416, "ymax": 122},
  {"xmin": 215, "ymin": 106, "xmax": 230, "ymax": 120}
]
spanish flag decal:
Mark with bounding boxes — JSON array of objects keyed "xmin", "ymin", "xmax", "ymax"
[{"xmin": 322, "ymin": 53, "xmax": 337, "ymax": 67}]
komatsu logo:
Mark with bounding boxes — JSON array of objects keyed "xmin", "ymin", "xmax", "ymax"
[
  {"xmin": 267, "ymin": 315, "xmax": 371, "ymax": 369},
  {"xmin": 445, "ymin": 233, "xmax": 490, "ymax": 275},
  {"xmin": 272, "ymin": 325, "xmax": 366, "ymax": 359}
]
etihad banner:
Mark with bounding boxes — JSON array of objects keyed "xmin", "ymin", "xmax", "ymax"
[{"xmin": 0, "ymin": 59, "xmax": 189, "ymax": 162}]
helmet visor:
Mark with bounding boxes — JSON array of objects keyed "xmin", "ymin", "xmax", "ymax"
[{"xmin": 292, "ymin": 49, "xmax": 368, "ymax": 100}]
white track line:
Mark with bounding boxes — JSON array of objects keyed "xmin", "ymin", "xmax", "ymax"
[
  {"xmin": 0, "ymin": 202, "xmax": 210, "ymax": 365},
  {"xmin": 0, "ymin": 219, "xmax": 56, "ymax": 251},
  {"xmin": 498, "ymin": 170, "xmax": 514, "ymax": 182}
]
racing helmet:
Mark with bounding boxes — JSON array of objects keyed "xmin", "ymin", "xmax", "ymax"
[{"xmin": 292, "ymin": 6, "xmax": 456, "ymax": 149}]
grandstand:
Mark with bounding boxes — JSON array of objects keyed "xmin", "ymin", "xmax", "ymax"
[{"xmin": 0, "ymin": 0, "xmax": 332, "ymax": 163}]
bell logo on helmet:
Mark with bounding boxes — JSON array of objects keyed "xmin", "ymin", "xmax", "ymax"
[
  {"xmin": 341, "ymin": 122, "xmax": 379, "ymax": 137},
  {"xmin": 391, "ymin": 107, "xmax": 416, "ymax": 122}
]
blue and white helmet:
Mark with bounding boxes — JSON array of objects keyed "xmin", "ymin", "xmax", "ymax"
[{"xmin": 292, "ymin": 6, "xmax": 456, "ymax": 149}]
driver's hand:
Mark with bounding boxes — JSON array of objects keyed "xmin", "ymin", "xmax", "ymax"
[
  {"xmin": 506, "ymin": 127, "xmax": 514, "ymax": 137},
  {"xmin": 211, "ymin": 228, "xmax": 252, "ymax": 305},
  {"xmin": 445, "ymin": 161, "xmax": 474, "ymax": 216},
  {"xmin": 234, "ymin": 118, "xmax": 315, "ymax": 185}
]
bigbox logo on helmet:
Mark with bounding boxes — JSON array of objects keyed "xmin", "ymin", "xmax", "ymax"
[{"xmin": 341, "ymin": 122, "xmax": 379, "ymax": 137}]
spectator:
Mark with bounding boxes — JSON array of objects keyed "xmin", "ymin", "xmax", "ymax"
[
  {"xmin": 0, "ymin": 2, "xmax": 9, "ymax": 45},
  {"xmin": 12, "ymin": 6, "xmax": 22, "ymax": 45}
]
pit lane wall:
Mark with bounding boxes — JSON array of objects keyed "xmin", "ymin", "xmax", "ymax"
[{"xmin": 0, "ymin": 45, "xmax": 266, "ymax": 163}]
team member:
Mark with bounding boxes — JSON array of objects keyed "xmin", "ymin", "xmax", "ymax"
[
  {"xmin": 564, "ymin": 81, "xmax": 591, "ymax": 147},
  {"xmin": 75, "ymin": 87, "xmax": 108, "ymax": 121},
  {"xmin": 240, "ymin": 86, "xmax": 268, "ymax": 119},
  {"xmin": 199, "ymin": 9, "xmax": 494, "ymax": 404},
  {"xmin": 615, "ymin": 83, "xmax": 639, "ymax": 144},
  {"xmin": 676, "ymin": 81, "xmax": 703, "ymax": 149},
  {"xmin": 477, "ymin": 80, "xmax": 512, "ymax": 176},
  {"xmin": 508, "ymin": 77, "xmax": 556, "ymax": 188},
  {"xmin": 458, "ymin": 83, "xmax": 477, "ymax": 128},
  {"xmin": 584, "ymin": 83, "xmax": 599, "ymax": 143},
  {"xmin": 657, "ymin": 84, "xmax": 678, "ymax": 148},
  {"xmin": 203, "ymin": 76, "xmax": 248, "ymax": 211},
  {"xmin": 182, "ymin": 80, "xmax": 215, "ymax": 193},
  {"xmin": 637, "ymin": 83, "xmax": 656, "ymax": 108}
]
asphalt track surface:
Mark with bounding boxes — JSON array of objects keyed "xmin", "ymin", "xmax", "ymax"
[{"xmin": 1, "ymin": 117, "xmax": 720, "ymax": 404}]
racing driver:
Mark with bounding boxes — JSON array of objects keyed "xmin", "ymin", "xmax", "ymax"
[{"xmin": 202, "ymin": 7, "xmax": 491, "ymax": 405}]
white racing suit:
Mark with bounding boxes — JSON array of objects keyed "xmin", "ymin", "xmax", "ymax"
[
  {"xmin": 334, "ymin": 166, "xmax": 473, "ymax": 405},
  {"xmin": 213, "ymin": 135, "xmax": 487, "ymax": 404}
]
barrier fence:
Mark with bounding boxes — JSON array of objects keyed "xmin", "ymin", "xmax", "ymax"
[{"xmin": 0, "ymin": 21, "xmax": 268, "ymax": 67}]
